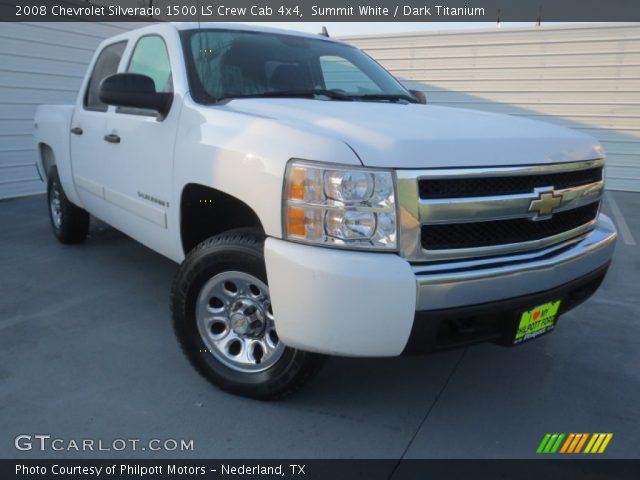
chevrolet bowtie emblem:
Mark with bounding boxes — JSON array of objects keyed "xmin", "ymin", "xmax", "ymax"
[{"xmin": 529, "ymin": 190, "xmax": 563, "ymax": 218}]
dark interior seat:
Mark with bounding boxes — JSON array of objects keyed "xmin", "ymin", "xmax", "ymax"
[{"xmin": 269, "ymin": 64, "xmax": 313, "ymax": 91}]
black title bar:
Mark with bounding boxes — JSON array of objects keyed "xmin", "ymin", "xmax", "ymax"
[
  {"xmin": 3, "ymin": 459, "xmax": 640, "ymax": 480},
  {"xmin": 1, "ymin": 0, "xmax": 640, "ymax": 22}
]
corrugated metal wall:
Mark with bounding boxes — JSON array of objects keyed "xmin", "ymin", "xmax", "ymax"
[
  {"xmin": 2, "ymin": 22, "xmax": 638, "ymax": 198},
  {"xmin": 345, "ymin": 23, "xmax": 640, "ymax": 192},
  {"xmin": 0, "ymin": 22, "xmax": 142, "ymax": 199}
]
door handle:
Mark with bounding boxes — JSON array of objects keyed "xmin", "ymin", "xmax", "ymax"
[
  {"xmin": 70, "ymin": 127, "xmax": 83, "ymax": 135},
  {"xmin": 104, "ymin": 134, "xmax": 120, "ymax": 144}
]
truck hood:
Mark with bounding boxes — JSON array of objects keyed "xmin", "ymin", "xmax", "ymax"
[{"xmin": 222, "ymin": 99, "xmax": 603, "ymax": 168}]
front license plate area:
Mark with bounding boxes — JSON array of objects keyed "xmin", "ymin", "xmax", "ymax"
[{"xmin": 513, "ymin": 300, "xmax": 561, "ymax": 344}]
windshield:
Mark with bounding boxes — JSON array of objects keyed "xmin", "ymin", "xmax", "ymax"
[{"xmin": 181, "ymin": 29, "xmax": 414, "ymax": 103}]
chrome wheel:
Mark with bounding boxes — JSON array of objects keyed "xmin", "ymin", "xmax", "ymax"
[
  {"xmin": 50, "ymin": 181, "xmax": 62, "ymax": 229},
  {"xmin": 195, "ymin": 271, "xmax": 284, "ymax": 373}
]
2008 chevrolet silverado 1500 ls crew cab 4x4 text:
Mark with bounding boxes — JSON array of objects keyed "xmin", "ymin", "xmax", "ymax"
[{"xmin": 34, "ymin": 23, "xmax": 617, "ymax": 399}]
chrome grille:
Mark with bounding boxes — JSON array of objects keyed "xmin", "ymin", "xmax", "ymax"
[
  {"xmin": 418, "ymin": 167, "xmax": 602, "ymax": 199},
  {"xmin": 396, "ymin": 159, "xmax": 604, "ymax": 262},
  {"xmin": 421, "ymin": 202, "xmax": 599, "ymax": 250}
]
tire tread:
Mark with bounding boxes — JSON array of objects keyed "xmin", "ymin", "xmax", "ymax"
[
  {"xmin": 47, "ymin": 167, "xmax": 89, "ymax": 244},
  {"xmin": 171, "ymin": 229, "xmax": 326, "ymax": 400}
]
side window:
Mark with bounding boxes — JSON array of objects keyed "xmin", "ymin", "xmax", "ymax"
[
  {"xmin": 84, "ymin": 41, "xmax": 127, "ymax": 111},
  {"xmin": 319, "ymin": 55, "xmax": 381, "ymax": 94},
  {"xmin": 127, "ymin": 35, "xmax": 173, "ymax": 93}
]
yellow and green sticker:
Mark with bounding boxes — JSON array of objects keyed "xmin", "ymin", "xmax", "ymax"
[{"xmin": 514, "ymin": 300, "xmax": 561, "ymax": 344}]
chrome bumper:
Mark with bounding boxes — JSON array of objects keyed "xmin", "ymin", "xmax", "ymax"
[{"xmin": 413, "ymin": 213, "xmax": 617, "ymax": 311}]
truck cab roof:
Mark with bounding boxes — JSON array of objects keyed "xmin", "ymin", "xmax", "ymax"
[
  {"xmin": 102, "ymin": 22, "xmax": 346, "ymax": 46},
  {"xmin": 171, "ymin": 22, "xmax": 344, "ymax": 43}
]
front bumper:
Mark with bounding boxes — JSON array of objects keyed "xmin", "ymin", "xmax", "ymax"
[
  {"xmin": 404, "ymin": 262, "xmax": 609, "ymax": 354},
  {"xmin": 264, "ymin": 214, "xmax": 617, "ymax": 357}
]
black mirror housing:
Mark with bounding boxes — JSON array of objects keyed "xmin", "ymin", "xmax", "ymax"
[
  {"xmin": 99, "ymin": 73, "xmax": 173, "ymax": 118},
  {"xmin": 409, "ymin": 89, "xmax": 427, "ymax": 104}
]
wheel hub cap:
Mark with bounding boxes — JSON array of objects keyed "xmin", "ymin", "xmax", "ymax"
[
  {"xmin": 230, "ymin": 298, "xmax": 265, "ymax": 337},
  {"xmin": 50, "ymin": 183, "xmax": 62, "ymax": 229},
  {"xmin": 195, "ymin": 271, "xmax": 284, "ymax": 373}
]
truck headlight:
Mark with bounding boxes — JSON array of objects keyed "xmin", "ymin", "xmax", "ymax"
[{"xmin": 283, "ymin": 160, "xmax": 397, "ymax": 250}]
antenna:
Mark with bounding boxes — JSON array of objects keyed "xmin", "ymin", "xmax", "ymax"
[
  {"xmin": 320, "ymin": 26, "xmax": 329, "ymax": 37},
  {"xmin": 196, "ymin": 0, "xmax": 203, "ymax": 56},
  {"xmin": 196, "ymin": 0, "xmax": 204, "ymax": 86}
]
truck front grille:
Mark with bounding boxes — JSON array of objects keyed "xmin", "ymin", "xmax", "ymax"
[
  {"xmin": 418, "ymin": 167, "xmax": 603, "ymax": 199},
  {"xmin": 421, "ymin": 202, "xmax": 599, "ymax": 250},
  {"xmin": 396, "ymin": 159, "xmax": 605, "ymax": 262}
]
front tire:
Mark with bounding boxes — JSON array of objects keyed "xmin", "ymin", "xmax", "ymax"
[
  {"xmin": 47, "ymin": 167, "xmax": 89, "ymax": 244},
  {"xmin": 171, "ymin": 230, "xmax": 326, "ymax": 400}
]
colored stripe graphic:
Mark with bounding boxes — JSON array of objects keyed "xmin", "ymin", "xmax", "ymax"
[
  {"xmin": 584, "ymin": 434, "xmax": 598, "ymax": 453},
  {"xmin": 537, "ymin": 433, "xmax": 565, "ymax": 454},
  {"xmin": 598, "ymin": 434, "xmax": 613, "ymax": 453},
  {"xmin": 567, "ymin": 433, "xmax": 582, "ymax": 453},
  {"xmin": 585, "ymin": 433, "xmax": 613, "ymax": 454},
  {"xmin": 574, "ymin": 433, "xmax": 589, "ymax": 453},
  {"xmin": 560, "ymin": 433, "xmax": 575, "ymax": 453},
  {"xmin": 539, "ymin": 433, "xmax": 613, "ymax": 454},
  {"xmin": 550, "ymin": 433, "xmax": 565, "ymax": 453},
  {"xmin": 544, "ymin": 434, "xmax": 559, "ymax": 453},
  {"xmin": 537, "ymin": 434, "xmax": 552, "ymax": 454}
]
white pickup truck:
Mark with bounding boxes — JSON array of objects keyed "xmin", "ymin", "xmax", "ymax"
[{"xmin": 34, "ymin": 23, "xmax": 617, "ymax": 399}]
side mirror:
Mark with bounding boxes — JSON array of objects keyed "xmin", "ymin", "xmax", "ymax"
[
  {"xmin": 99, "ymin": 73, "xmax": 173, "ymax": 118},
  {"xmin": 409, "ymin": 89, "xmax": 427, "ymax": 104}
]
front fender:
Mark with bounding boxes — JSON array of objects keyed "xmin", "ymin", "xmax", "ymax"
[{"xmin": 172, "ymin": 98, "xmax": 362, "ymax": 239}]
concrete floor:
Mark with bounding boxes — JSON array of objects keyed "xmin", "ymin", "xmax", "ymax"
[{"xmin": 0, "ymin": 192, "xmax": 638, "ymax": 460}]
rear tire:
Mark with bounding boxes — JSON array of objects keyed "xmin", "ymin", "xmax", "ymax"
[
  {"xmin": 47, "ymin": 167, "xmax": 89, "ymax": 244},
  {"xmin": 171, "ymin": 229, "xmax": 326, "ymax": 400}
]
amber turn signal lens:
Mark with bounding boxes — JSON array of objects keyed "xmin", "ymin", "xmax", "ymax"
[
  {"xmin": 287, "ymin": 206, "xmax": 306, "ymax": 236},
  {"xmin": 288, "ymin": 166, "xmax": 306, "ymax": 200}
]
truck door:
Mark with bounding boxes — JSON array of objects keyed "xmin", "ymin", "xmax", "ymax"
[
  {"xmin": 70, "ymin": 41, "xmax": 127, "ymax": 218},
  {"xmin": 101, "ymin": 34, "xmax": 178, "ymax": 258}
]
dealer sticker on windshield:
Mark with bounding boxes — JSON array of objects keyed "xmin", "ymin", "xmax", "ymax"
[{"xmin": 514, "ymin": 300, "xmax": 562, "ymax": 344}]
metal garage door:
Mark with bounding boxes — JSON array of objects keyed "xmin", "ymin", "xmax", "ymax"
[{"xmin": 0, "ymin": 22, "xmax": 144, "ymax": 199}]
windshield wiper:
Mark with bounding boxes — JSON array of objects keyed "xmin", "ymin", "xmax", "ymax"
[
  {"xmin": 261, "ymin": 89, "xmax": 353, "ymax": 101},
  {"xmin": 214, "ymin": 89, "xmax": 352, "ymax": 103},
  {"xmin": 352, "ymin": 93, "xmax": 419, "ymax": 103},
  {"xmin": 211, "ymin": 90, "xmax": 419, "ymax": 104}
]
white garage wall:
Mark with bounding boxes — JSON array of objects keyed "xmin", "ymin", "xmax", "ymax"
[
  {"xmin": 2, "ymin": 22, "xmax": 638, "ymax": 198},
  {"xmin": 345, "ymin": 23, "xmax": 640, "ymax": 192},
  {"xmin": 0, "ymin": 22, "xmax": 146, "ymax": 199}
]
